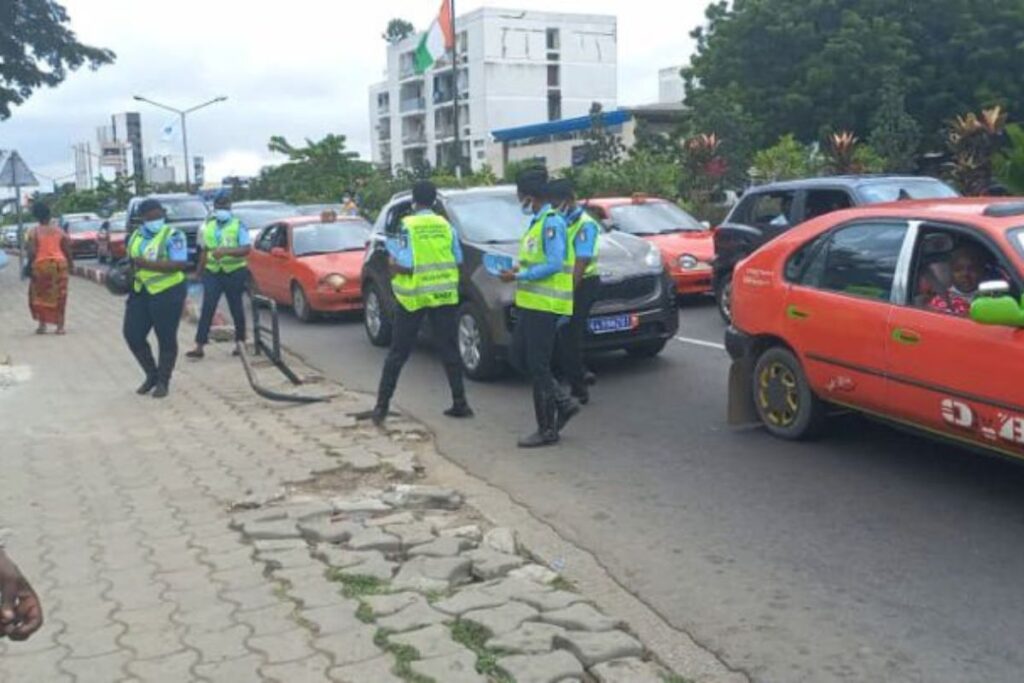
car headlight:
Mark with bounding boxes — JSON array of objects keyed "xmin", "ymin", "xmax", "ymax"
[
  {"xmin": 678, "ymin": 254, "xmax": 699, "ymax": 270},
  {"xmin": 320, "ymin": 273, "xmax": 347, "ymax": 291},
  {"xmin": 644, "ymin": 246, "xmax": 662, "ymax": 269}
]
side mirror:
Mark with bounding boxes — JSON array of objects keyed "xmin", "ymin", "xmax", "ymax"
[
  {"xmin": 701, "ymin": 221, "xmax": 711, "ymax": 230},
  {"xmin": 970, "ymin": 293, "xmax": 1024, "ymax": 328},
  {"xmin": 270, "ymin": 247, "xmax": 288, "ymax": 259},
  {"xmin": 978, "ymin": 279, "xmax": 1011, "ymax": 296}
]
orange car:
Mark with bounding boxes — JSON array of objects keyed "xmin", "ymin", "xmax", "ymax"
[
  {"xmin": 726, "ymin": 197, "xmax": 1024, "ymax": 462},
  {"xmin": 248, "ymin": 215, "xmax": 371, "ymax": 322},
  {"xmin": 586, "ymin": 195, "xmax": 714, "ymax": 296}
]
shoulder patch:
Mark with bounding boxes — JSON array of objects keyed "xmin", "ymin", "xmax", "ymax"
[{"xmin": 546, "ymin": 227, "xmax": 556, "ymax": 240}]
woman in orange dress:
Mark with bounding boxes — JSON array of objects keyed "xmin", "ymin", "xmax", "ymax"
[{"xmin": 25, "ymin": 203, "xmax": 73, "ymax": 335}]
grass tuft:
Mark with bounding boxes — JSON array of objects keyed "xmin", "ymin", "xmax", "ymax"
[
  {"xmin": 374, "ymin": 629, "xmax": 434, "ymax": 683},
  {"xmin": 356, "ymin": 601, "xmax": 376, "ymax": 623},
  {"xmin": 550, "ymin": 576, "xmax": 577, "ymax": 592},
  {"xmin": 327, "ymin": 570, "xmax": 391, "ymax": 598},
  {"xmin": 450, "ymin": 620, "xmax": 513, "ymax": 682}
]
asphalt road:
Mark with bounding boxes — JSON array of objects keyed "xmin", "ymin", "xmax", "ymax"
[{"xmin": 81, "ymin": 247, "xmax": 1021, "ymax": 683}]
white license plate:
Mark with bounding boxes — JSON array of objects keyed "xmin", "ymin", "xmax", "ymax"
[{"xmin": 588, "ymin": 314, "xmax": 637, "ymax": 334}]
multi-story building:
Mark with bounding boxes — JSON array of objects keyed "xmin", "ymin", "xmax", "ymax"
[
  {"xmin": 659, "ymin": 66, "xmax": 685, "ymax": 105},
  {"xmin": 369, "ymin": 8, "xmax": 617, "ymax": 173},
  {"xmin": 111, "ymin": 112, "xmax": 145, "ymax": 185}
]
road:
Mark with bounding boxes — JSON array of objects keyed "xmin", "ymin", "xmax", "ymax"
[{"xmin": 80, "ymin": 254, "xmax": 1024, "ymax": 682}]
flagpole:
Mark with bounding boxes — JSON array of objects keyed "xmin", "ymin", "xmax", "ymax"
[{"xmin": 450, "ymin": 0, "xmax": 461, "ymax": 177}]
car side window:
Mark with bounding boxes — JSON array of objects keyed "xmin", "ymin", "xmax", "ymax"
[
  {"xmin": 256, "ymin": 226, "xmax": 277, "ymax": 252},
  {"xmin": 797, "ymin": 221, "xmax": 909, "ymax": 301},
  {"xmin": 784, "ymin": 233, "xmax": 830, "ymax": 282},
  {"xmin": 803, "ymin": 190, "xmax": 854, "ymax": 220},
  {"xmin": 908, "ymin": 228, "xmax": 1019, "ymax": 313},
  {"xmin": 748, "ymin": 191, "xmax": 798, "ymax": 230},
  {"xmin": 385, "ymin": 202, "xmax": 413, "ymax": 235}
]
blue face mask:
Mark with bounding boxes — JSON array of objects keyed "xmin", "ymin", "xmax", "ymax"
[
  {"xmin": 143, "ymin": 218, "xmax": 164, "ymax": 232},
  {"xmin": 214, "ymin": 209, "xmax": 232, "ymax": 223}
]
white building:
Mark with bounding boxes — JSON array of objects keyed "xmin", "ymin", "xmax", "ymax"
[
  {"xmin": 369, "ymin": 8, "xmax": 617, "ymax": 173},
  {"xmin": 659, "ymin": 66, "xmax": 685, "ymax": 105}
]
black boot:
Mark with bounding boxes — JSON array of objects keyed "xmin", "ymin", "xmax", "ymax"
[
  {"xmin": 556, "ymin": 389, "xmax": 581, "ymax": 432},
  {"xmin": 519, "ymin": 387, "xmax": 559, "ymax": 448},
  {"xmin": 571, "ymin": 384, "xmax": 590, "ymax": 405},
  {"xmin": 371, "ymin": 402, "xmax": 388, "ymax": 427},
  {"xmin": 152, "ymin": 382, "xmax": 170, "ymax": 399},
  {"xmin": 136, "ymin": 376, "xmax": 158, "ymax": 395},
  {"xmin": 444, "ymin": 400, "xmax": 474, "ymax": 418}
]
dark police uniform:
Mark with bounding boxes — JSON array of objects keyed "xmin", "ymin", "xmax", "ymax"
[{"xmin": 558, "ymin": 206, "xmax": 601, "ymax": 400}]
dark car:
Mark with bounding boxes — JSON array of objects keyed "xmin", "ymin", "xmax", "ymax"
[
  {"xmin": 361, "ymin": 186, "xmax": 679, "ymax": 380},
  {"xmin": 712, "ymin": 175, "xmax": 959, "ymax": 321},
  {"xmin": 126, "ymin": 194, "xmax": 209, "ymax": 266}
]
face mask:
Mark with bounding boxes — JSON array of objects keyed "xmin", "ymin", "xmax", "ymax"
[
  {"xmin": 521, "ymin": 200, "xmax": 534, "ymax": 216},
  {"xmin": 214, "ymin": 209, "xmax": 232, "ymax": 222},
  {"xmin": 143, "ymin": 218, "xmax": 164, "ymax": 232}
]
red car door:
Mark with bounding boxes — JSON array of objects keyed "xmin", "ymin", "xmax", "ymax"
[
  {"xmin": 886, "ymin": 227, "xmax": 1024, "ymax": 459},
  {"xmin": 782, "ymin": 220, "xmax": 910, "ymax": 413}
]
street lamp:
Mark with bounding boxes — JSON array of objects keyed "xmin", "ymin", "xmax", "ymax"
[{"xmin": 132, "ymin": 95, "xmax": 228, "ymax": 193}]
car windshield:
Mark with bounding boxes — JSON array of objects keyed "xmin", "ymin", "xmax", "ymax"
[
  {"xmin": 856, "ymin": 179, "xmax": 959, "ymax": 204},
  {"xmin": 296, "ymin": 204, "xmax": 346, "ymax": 216},
  {"xmin": 608, "ymin": 202, "xmax": 705, "ymax": 235},
  {"xmin": 107, "ymin": 217, "xmax": 127, "ymax": 231},
  {"xmin": 292, "ymin": 221, "xmax": 371, "ymax": 256},
  {"xmin": 446, "ymin": 192, "xmax": 531, "ymax": 243},
  {"xmin": 160, "ymin": 198, "xmax": 208, "ymax": 221},
  {"xmin": 67, "ymin": 220, "xmax": 103, "ymax": 234},
  {"xmin": 234, "ymin": 208, "xmax": 298, "ymax": 230},
  {"xmin": 1010, "ymin": 228, "xmax": 1024, "ymax": 260}
]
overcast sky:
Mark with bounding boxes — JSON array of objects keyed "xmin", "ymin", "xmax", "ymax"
[{"xmin": 0, "ymin": 0, "xmax": 707, "ymax": 189}]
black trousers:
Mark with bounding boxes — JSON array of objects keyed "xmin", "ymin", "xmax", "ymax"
[
  {"xmin": 376, "ymin": 304, "xmax": 466, "ymax": 408},
  {"xmin": 558, "ymin": 276, "xmax": 599, "ymax": 392},
  {"xmin": 196, "ymin": 268, "xmax": 248, "ymax": 345},
  {"xmin": 123, "ymin": 283, "xmax": 187, "ymax": 385},
  {"xmin": 511, "ymin": 308, "xmax": 567, "ymax": 433}
]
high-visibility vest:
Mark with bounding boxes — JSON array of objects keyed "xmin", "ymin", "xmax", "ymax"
[
  {"xmin": 202, "ymin": 218, "xmax": 247, "ymax": 273},
  {"xmin": 391, "ymin": 214, "xmax": 460, "ymax": 312},
  {"xmin": 567, "ymin": 211, "xmax": 600, "ymax": 279},
  {"xmin": 128, "ymin": 226, "xmax": 186, "ymax": 295},
  {"xmin": 515, "ymin": 209, "xmax": 574, "ymax": 316}
]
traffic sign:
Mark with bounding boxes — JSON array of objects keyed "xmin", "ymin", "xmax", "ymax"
[{"xmin": 0, "ymin": 151, "xmax": 38, "ymax": 187}]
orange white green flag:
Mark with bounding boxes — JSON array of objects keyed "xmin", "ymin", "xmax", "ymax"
[{"xmin": 414, "ymin": 0, "xmax": 454, "ymax": 74}]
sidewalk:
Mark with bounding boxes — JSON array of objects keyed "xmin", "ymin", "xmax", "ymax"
[{"xmin": 0, "ymin": 266, "xmax": 693, "ymax": 683}]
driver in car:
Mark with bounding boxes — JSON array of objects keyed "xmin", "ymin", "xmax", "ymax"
[{"xmin": 928, "ymin": 243, "xmax": 987, "ymax": 317}]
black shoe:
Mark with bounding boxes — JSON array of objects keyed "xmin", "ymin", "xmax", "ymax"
[
  {"xmin": 232, "ymin": 347, "xmax": 242, "ymax": 357},
  {"xmin": 584, "ymin": 370, "xmax": 597, "ymax": 386},
  {"xmin": 136, "ymin": 377, "xmax": 158, "ymax": 395},
  {"xmin": 152, "ymin": 383, "xmax": 169, "ymax": 399},
  {"xmin": 185, "ymin": 349, "xmax": 204, "ymax": 359},
  {"xmin": 371, "ymin": 406, "xmax": 388, "ymax": 427},
  {"xmin": 556, "ymin": 398, "xmax": 581, "ymax": 431},
  {"xmin": 444, "ymin": 403, "xmax": 474, "ymax": 419},
  {"xmin": 518, "ymin": 430, "xmax": 559, "ymax": 448},
  {"xmin": 571, "ymin": 386, "xmax": 590, "ymax": 405}
]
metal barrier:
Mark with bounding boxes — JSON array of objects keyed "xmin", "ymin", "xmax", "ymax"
[{"xmin": 243, "ymin": 294, "xmax": 328, "ymax": 404}]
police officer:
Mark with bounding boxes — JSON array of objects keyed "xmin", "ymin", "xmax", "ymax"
[
  {"xmin": 187, "ymin": 192, "xmax": 251, "ymax": 359},
  {"xmin": 500, "ymin": 169, "xmax": 580, "ymax": 448},
  {"xmin": 371, "ymin": 181, "xmax": 473, "ymax": 426},
  {"xmin": 124, "ymin": 199, "xmax": 190, "ymax": 398},
  {"xmin": 550, "ymin": 179, "xmax": 600, "ymax": 405}
]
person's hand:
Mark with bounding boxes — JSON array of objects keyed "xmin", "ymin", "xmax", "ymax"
[
  {"xmin": 499, "ymin": 269, "xmax": 518, "ymax": 283},
  {"xmin": 211, "ymin": 248, "xmax": 225, "ymax": 259},
  {"xmin": 0, "ymin": 552, "xmax": 43, "ymax": 641},
  {"xmin": 132, "ymin": 257, "xmax": 147, "ymax": 269}
]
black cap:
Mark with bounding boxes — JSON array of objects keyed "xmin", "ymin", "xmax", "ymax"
[
  {"xmin": 213, "ymin": 190, "xmax": 232, "ymax": 208},
  {"xmin": 138, "ymin": 198, "xmax": 164, "ymax": 215},
  {"xmin": 412, "ymin": 180, "xmax": 437, "ymax": 207},
  {"xmin": 547, "ymin": 178, "xmax": 574, "ymax": 203},
  {"xmin": 516, "ymin": 167, "xmax": 548, "ymax": 197}
]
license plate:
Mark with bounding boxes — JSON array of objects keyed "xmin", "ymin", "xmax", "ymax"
[{"xmin": 588, "ymin": 314, "xmax": 637, "ymax": 334}]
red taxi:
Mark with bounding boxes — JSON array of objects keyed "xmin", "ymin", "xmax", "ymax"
[
  {"xmin": 586, "ymin": 195, "xmax": 714, "ymax": 296},
  {"xmin": 65, "ymin": 217, "xmax": 104, "ymax": 259},
  {"xmin": 97, "ymin": 213, "xmax": 128, "ymax": 263},
  {"xmin": 726, "ymin": 198, "xmax": 1024, "ymax": 461},
  {"xmin": 249, "ymin": 215, "xmax": 370, "ymax": 322}
]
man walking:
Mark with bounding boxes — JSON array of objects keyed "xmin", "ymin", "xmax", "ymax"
[
  {"xmin": 371, "ymin": 181, "xmax": 473, "ymax": 426},
  {"xmin": 188, "ymin": 192, "xmax": 251, "ymax": 359},
  {"xmin": 499, "ymin": 169, "xmax": 580, "ymax": 448}
]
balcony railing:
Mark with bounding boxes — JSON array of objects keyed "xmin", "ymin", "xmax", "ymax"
[
  {"xmin": 402, "ymin": 131, "xmax": 426, "ymax": 145},
  {"xmin": 400, "ymin": 97, "xmax": 426, "ymax": 113},
  {"xmin": 433, "ymin": 90, "xmax": 454, "ymax": 105}
]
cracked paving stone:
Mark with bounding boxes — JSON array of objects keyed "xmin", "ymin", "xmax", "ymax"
[
  {"xmin": 392, "ymin": 555, "xmax": 473, "ymax": 593},
  {"xmin": 314, "ymin": 626, "xmax": 382, "ymax": 666},
  {"xmin": 540, "ymin": 604, "xmax": 622, "ymax": 632},
  {"xmin": 509, "ymin": 563, "xmax": 560, "ymax": 586},
  {"xmin": 375, "ymin": 596, "xmax": 450, "ymax": 633},
  {"xmin": 463, "ymin": 601, "xmax": 539, "ymax": 638},
  {"xmin": 195, "ymin": 654, "xmax": 264, "ymax": 683},
  {"xmin": 252, "ymin": 538, "xmax": 308, "ymax": 554},
  {"xmin": 499, "ymin": 650, "xmax": 585, "ymax": 683},
  {"xmin": 347, "ymin": 527, "xmax": 401, "ymax": 553},
  {"xmin": 384, "ymin": 521, "xmax": 437, "ymax": 548},
  {"xmin": 489, "ymin": 622, "xmax": 568, "ymax": 655},
  {"xmin": 234, "ymin": 602, "xmax": 298, "ymax": 637},
  {"xmin": 241, "ymin": 519, "xmax": 301, "ymax": 541},
  {"xmin": 319, "ymin": 548, "xmax": 398, "ymax": 582},
  {"xmin": 389, "ymin": 623, "xmax": 468, "ymax": 660},
  {"xmin": 364, "ymin": 592, "xmax": 421, "ymax": 618},
  {"xmin": 464, "ymin": 547, "xmax": 527, "ymax": 580},
  {"xmin": 126, "ymin": 650, "xmax": 199, "ymax": 681},
  {"xmin": 483, "ymin": 527, "xmax": 518, "ymax": 555},
  {"xmin": 554, "ymin": 630, "xmax": 644, "ymax": 667},
  {"xmin": 591, "ymin": 657, "xmax": 669, "ymax": 683},
  {"xmin": 380, "ymin": 452, "xmax": 419, "ymax": 477},
  {"xmin": 411, "ymin": 649, "xmax": 486, "ymax": 683},
  {"xmin": 261, "ymin": 653, "xmax": 332, "ymax": 681},
  {"xmin": 364, "ymin": 511, "xmax": 416, "ymax": 528},
  {"xmin": 331, "ymin": 496, "xmax": 393, "ymax": 514},
  {"xmin": 410, "ymin": 536, "xmax": 476, "ymax": 558},
  {"xmin": 298, "ymin": 518, "xmax": 364, "ymax": 544},
  {"xmin": 260, "ymin": 548, "xmax": 316, "ymax": 571},
  {"xmin": 434, "ymin": 586, "xmax": 508, "ymax": 617},
  {"xmin": 300, "ymin": 602, "xmax": 363, "ymax": 635},
  {"xmin": 513, "ymin": 589, "xmax": 589, "ymax": 613},
  {"xmin": 329, "ymin": 654, "xmax": 404, "ymax": 683},
  {"xmin": 339, "ymin": 448, "xmax": 381, "ymax": 471},
  {"xmin": 249, "ymin": 629, "xmax": 318, "ymax": 664},
  {"xmin": 381, "ymin": 485, "xmax": 463, "ymax": 510},
  {"xmin": 287, "ymin": 576, "xmax": 349, "ymax": 610}
]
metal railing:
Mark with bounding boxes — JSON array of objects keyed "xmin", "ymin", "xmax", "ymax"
[
  {"xmin": 244, "ymin": 294, "xmax": 327, "ymax": 403},
  {"xmin": 400, "ymin": 97, "xmax": 426, "ymax": 113}
]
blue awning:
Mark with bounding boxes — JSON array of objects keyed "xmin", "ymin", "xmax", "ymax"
[{"xmin": 491, "ymin": 109, "xmax": 632, "ymax": 143}]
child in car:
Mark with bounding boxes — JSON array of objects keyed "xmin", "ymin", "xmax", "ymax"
[{"xmin": 927, "ymin": 243, "xmax": 987, "ymax": 317}]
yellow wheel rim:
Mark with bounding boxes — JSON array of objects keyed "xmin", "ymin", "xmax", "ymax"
[{"xmin": 757, "ymin": 361, "xmax": 800, "ymax": 427}]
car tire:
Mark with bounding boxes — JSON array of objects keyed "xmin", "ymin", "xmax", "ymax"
[
  {"xmin": 291, "ymin": 282, "xmax": 314, "ymax": 323},
  {"xmin": 363, "ymin": 281, "xmax": 393, "ymax": 347},
  {"xmin": 457, "ymin": 301, "xmax": 502, "ymax": 381},
  {"xmin": 752, "ymin": 346, "xmax": 826, "ymax": 440},
  {"xmin": 625, "ymin": 339, "xmax": 668, "ymax": 359},
  {"xmin": 715, "ymin": 273, "xmax": 733, "ymax": 323}
]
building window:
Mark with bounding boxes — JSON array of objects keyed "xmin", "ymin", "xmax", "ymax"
[
  {"xmin": 547, "ymin": 65, "xmax": 560, "ymax": 88},
  {"xmin": 547, "ymin": 93, "xmax": 562, "ymax": 122},
  {"xmin": 546, "ymin": 28, "xmax": 560, "ymax": 51}
]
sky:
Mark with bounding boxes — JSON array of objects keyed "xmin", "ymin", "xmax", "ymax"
[{"xmin": 0, "ymin": 0, "xmax": 707, "ymax": 191}]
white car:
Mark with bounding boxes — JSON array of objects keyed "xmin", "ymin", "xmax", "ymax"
[{"xmin": 2, "ymin": 226, "xmax": 19, "ymax": 248}]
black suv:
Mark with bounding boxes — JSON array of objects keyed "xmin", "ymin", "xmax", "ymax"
[
  {"xmin": 712, "ymin": 175, "xmax": 958, "ymax": 321},
  {"xmin": 126, "ymin": 193, "xmax": 210, "ymax": 266},
  {"xmin": 362, "ymin": 186, "xmax": 679, "ymax": 380}
]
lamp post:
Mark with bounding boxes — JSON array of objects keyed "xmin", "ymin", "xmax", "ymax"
[{"xmin": 132, "ymin": 95, "xmax": 228, "ymax": 193}]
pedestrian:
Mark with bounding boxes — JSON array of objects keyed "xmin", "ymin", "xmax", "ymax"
[
  {"xmin": 123, "ymin": 199, "xmax": 190, "ymax": 398},
  {"xmin": 371, "ymin": 180, "xmax": 473, "ymax": 426},
  {"xmin": 187, "ymin": 192, "xmax": 251, "ymax": 359},
  {"xmin": 0, "ymin": 548, "xmax": 43, "ymax": 641},
  {"xmin": 550, "ymin": 178, "xmax": 600, "ymax": 405},
  {"xmin": 24, "ymin": 202, "xmax": 72, "ymax": 335},
  {"xmin": 499, "ymin": 168, "xmax": 580, "ymax": 448}
]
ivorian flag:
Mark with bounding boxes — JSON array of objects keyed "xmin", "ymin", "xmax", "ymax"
[{"xmin": 414, "ymin": 0, "xmax": 454, "ymax": 74}]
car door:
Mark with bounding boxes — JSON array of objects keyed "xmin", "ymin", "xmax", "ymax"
[
  {"xmin": 886, "ymin": 224, "xmax": 1024, "ymax": 458},
  {"xmin": 783, "ymin": 219, "xmax": 911, "ymax": 412},
  {"xmin": 253, "ymin": 225, "xmax": 286, "ymax": 302}
]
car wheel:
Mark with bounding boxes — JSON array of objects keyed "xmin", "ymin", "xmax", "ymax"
[
  {"xmin": 715, "ymin": 273, "xmax": 733, "ymax": 323},
  {"xmin": 625, "ymin": 339, "xmax": 668, "ymax": 358},
  {"xmin": 363, "ymin": 282, "xmax": 393, "ymax": 347},
  {"xmin": 291, "ymin": 282, "xmax": 314, "ymax": 323},
  {"xmin": 752, "ymin": 346, "xmax": 826, "ymax": 440},
  {"xmin": 457, "ymin": 302, "xmax": 502, "ymax": 380}
]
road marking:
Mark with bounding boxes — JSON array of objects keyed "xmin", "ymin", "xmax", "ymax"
[{"xmin": 675, "ymin": 336, "xmax": 726, "ymax": 351}]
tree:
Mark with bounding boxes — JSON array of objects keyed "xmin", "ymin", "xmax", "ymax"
[
  {"xmin": 995, "ymin": 124, "xmax": 1024, "ymax": 194},
  {"xmin": 1, "ymin": 0, "xmax": 115, "ymax": 119},
  {"xmin": 255, "ymin": 134, "xmax": 375, "ymax": 203},
  {"xmin": 869, "ymin": 77, "xmax": 922, "ymax": 173},
  {"xmin": 947, "ymin": 106, "xmax": 1007, "ymax": 195},
  {"xmin": 581, "ymin": 103, "xmax": 626, "ymax": 165},
  {"xmin": 684, "ymin": 0, "xmax": 1024, "ymax": 156},
  {"xmin": 382, "ymin": 18, "xmax": 415, "ymax": 44},
  {"xmin": 752, "ymin": 135, "xmax": 823, "ymax": 182}
]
